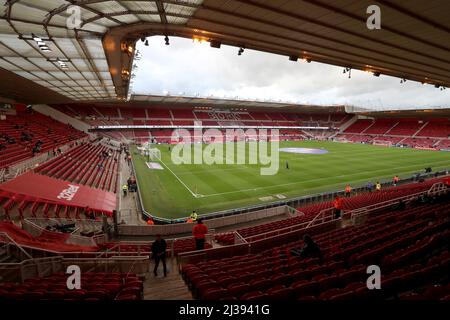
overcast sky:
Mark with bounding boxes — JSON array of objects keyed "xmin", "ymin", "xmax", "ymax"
[{"xmin": 131, "ymin": 36, "xmax": 450, "ymax": 110}]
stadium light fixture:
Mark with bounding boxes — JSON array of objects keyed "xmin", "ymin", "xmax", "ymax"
[
  {"xmin": 145, "ymin": 40, "xmax": 149, "ymax": 46},
  {"xmin": 121, "ymin": 69, "xmax": 130, "ymax": 80},
  {"xmin": 400, "ymin": 78, "xmax": 406, "ymax": 83},
  {"xmin": 238, "ymin": 47, "xmax": 245, "ymax": 55},
  {"xmin": 289, "ymin": 55, "xmax": 298, "ymax": 62},
  {"xmin": 30, "ymin": 33, "xmax": 52, "ymax": 52},
  {"xmin": 165, "ymin": 35, "xmax": 170, "ymax": 45},
  {"xmin": 373, "ymin": 72, "xmax": 381, "ymax": 77},
  {"xmin": 343, "ymin": 67, "xmax": 351, "ymax": 79}
]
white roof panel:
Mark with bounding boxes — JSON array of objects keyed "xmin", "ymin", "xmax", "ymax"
[{"xmin": 0, "ymin": 0, "xmax": 202, "ymax": 101}]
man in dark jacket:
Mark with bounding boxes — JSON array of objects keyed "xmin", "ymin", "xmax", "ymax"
[
  {"xmin": 291, "ymin": 234, "xmax": 322, "ymax": 260},
  {"xmin": 151, "ymin": 234, "xmax": 167, "ymax": 277}
]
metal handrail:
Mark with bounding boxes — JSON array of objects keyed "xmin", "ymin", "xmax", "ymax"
[
  {"xmin": 0, "ymin": 232, "xmax": 33, "ymax": 260},
  {"xmin": 349, "ymin": 182, "xmax": 448, "ymax": 222}
]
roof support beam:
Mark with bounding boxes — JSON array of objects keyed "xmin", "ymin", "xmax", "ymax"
[
  {"xmin": 376, "ymin": 0, "xmax": 450, "ymax": 34},
  {"xmin": 194, "ymin": 8, "xmax": 450, "ymax": 76},
  {"xmin": 301, "ymin": 0, "xmax": 450, "ymax": 53},
  {"xmin": 230, "ymin": 0, "xmax": 450, "ymax": 65},
  {"xmin": 155, "ymin": 0, "xmax": 168, "ymax": 24},
  {"xmin": 80, "ymin": 10, "xmax": 191, "ymax": 28}
]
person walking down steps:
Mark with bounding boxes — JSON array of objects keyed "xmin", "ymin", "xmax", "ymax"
[{"xmin": 151, "ymin": 235, "xmax": 167, "ymax": 277}]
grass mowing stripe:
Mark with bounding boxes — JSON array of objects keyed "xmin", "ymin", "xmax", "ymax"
[{"xmin": 132, "ymin": 141, "xmax": 450, "ymax": 218}]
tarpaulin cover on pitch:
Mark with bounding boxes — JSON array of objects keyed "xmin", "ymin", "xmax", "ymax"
[{"xmin": 0, "ymin": 172, "xmax": 116, "ymax": 214}]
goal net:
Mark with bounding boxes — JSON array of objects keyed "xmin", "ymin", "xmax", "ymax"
[
  {"xmin": 373, "ymin": 140, "xmax": 393, "ymax": 147},
  {"xmin": 137, "ymin": 142, "xmax": 161, "ymax": 161},
  {"xmin": 148, "ymin": 148, "xmax": 161, "ymax": 161}
]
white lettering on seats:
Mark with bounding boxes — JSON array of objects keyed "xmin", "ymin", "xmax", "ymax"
[{"xmin": 57, "ymin": 184, "xmax": 80, "ymax": 201}]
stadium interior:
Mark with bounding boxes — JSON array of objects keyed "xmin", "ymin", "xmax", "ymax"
[{"xmin": 0, "ymin": 0, "xmax": 449, "ymax": 303}]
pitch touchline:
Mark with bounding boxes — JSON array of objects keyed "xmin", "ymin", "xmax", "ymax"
[{"xmin": 198, "ymin": 160, "xmax": 450, "ymax": 198}]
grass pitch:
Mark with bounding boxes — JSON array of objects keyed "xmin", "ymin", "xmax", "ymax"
[{"xmin": 131, "ymin": 141, "xmax": 450, "ymax": 219}]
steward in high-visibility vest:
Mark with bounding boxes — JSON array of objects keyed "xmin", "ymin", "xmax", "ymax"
[
  {"xmin": 345, "ymin": 185, "xmax": 352, "ymax": 197},
  {"xmin": 190, "ymin": 211, "xmax": 198, "ymax": 221},
  {"xmin": 122, "ymin": 184, "xmax": 128, "ymax": 196},
  {"xmin": 376, "ymin": 182, "xmax": 382, "ymax": 191}
]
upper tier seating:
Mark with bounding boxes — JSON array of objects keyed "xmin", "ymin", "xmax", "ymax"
[
  {"xmin": 185, "ymin": 196, "xmax": 450, "ymax": 300},
  {"xmin": 386, "ymin": 119, "xmax": 424, "ymax": 136},
  {"xmin": 34, "ymin": 143, "xmax": 119, "ymax": 193},
  {"xmin": 364, "ymin": 119, "xmax": 398, "ymax": 134},
  {"xmin": 416, "ymin": 119, "xmax": 450, "ymax": 138},
  {"xmin": 344, "ymin": 120, "xmax": 373, "ymax": 133}
]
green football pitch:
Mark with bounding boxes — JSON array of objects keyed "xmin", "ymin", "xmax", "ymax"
[{"xmin": 131, "ymin": 141, "xmax": 450, "ymax": 219}]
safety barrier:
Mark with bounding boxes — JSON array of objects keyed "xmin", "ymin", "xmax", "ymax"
[
  {"xmin": 349, "ymin": 182, "xmax": 448, "ymax": 224},
  {"xmin": 118, "ymin": 205, "xmax": 289, "ymax": 236}
]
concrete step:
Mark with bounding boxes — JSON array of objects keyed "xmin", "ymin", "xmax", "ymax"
[{"xmin": 143, "ymin": 258, "xmax": 193, "ymax": 300}]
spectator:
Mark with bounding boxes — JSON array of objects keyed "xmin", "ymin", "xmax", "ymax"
[
  {"xmin": 333, "ymin": 196, "xmax": 343, "ymax": 219},
  {"xmin": 146, "ymin": 217, "xmax": 155, "ymax": 225},
  {"xmin": 190, "ymin": 210, "xmax": 198, "ymax": 222},
  {"xmin": 291, "ymin": 234, "xmax": 322, "ymax": 260},
  {"xmin": 122, "ymin": 184, "xmax": 128, "ymax": 196},
  {"xmin": 375, "ymin": 181, "xmax": 382, "ymax": 191},
  {"xmin": 366, "ymin": 181, "xmax": 374, "ymax": 192},
  {"xmin": 151, "ymin": 235, "xmax": 167, "ymax": 277},
  {"xmin": 393, "ymin": 175, "xmax": 399, "ymax": 186},
  {"xmin": 345, "ymin": 184, "xmax": 352, "ymax": 197},
  {"xmin": 192, "ymin": 219, "xmax": 208, "ymax": 250}
]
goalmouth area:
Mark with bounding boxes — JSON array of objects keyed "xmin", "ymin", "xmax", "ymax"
[{"xmin": 131, "ymin": 140, "xmax": 450, "ymax": 219}]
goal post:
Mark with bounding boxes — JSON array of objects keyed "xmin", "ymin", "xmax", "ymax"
[
  {"xmin": 148, "ymin": 148, "xmax": 161, "ymax": 161},
  {"xmin": 373, "ymin": 140, "xmax": 393, "ymax": 147},
  {"xmin": 137, "ymin": 142, "xmax": 162, "ymax": 161}
]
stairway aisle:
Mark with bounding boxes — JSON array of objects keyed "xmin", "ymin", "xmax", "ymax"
[
  {"xmin": 143, "ymin": 257, "xmax": 193, "ymax": 300},
  {"xmin": 119, "ymin": 153, "xmax": 144, "ymax": 225}
]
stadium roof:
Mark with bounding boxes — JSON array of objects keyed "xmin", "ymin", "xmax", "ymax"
[
  {"xmin": 1, "ymin": 0, "xmax": 449, "ymax": 104},
  {"xmin": 131, "ymin": 94, "xmax": 346, "ymax": 112}
]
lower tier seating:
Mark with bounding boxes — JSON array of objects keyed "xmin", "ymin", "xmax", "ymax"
[
  {"xmin": 216, "ymin": 179, "xmax": 443, "ymax": 244},
  {"xmin": 0, "ymin": 272, "xmax": 142, "ymax": 300},
  {"xmin": 184, "ymin": 196, "xmax": 450, "ymax": 300}
]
